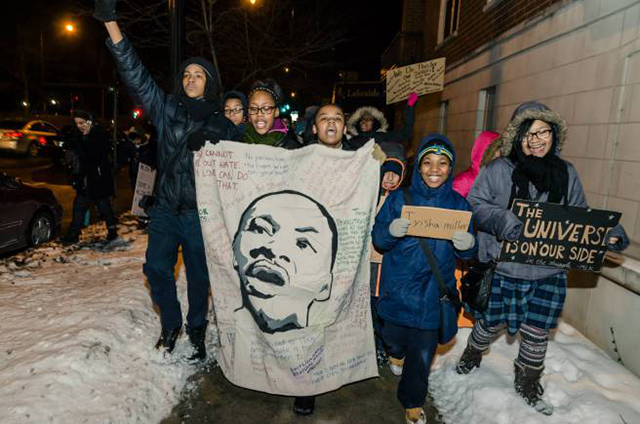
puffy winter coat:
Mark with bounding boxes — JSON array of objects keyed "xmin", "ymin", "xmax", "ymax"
[
  {"xmin": 372, "ymin": 134, "xmax": 477, "ymax": 330},
  {"xmin": 452, "ymin": 130, "xmax": 499, "ymax": 198},
  {"xmin": 346, "ymin": 104, "xmax": 415, "ymax": 149},
  {"xmin": 106, "ymin": 36, "xmax": 238, "ymax": 213}
]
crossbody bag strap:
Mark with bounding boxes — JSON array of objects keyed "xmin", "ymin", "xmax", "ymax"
[{"xmin": 401, "ymin": 188, "xmax": 451, "ymax": 301}]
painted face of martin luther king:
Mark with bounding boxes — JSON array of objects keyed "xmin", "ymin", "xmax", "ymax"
[{"xmin": 233, "ymin": 190, "xmax": 338, "ymax": 333}]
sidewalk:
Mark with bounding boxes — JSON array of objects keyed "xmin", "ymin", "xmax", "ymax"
[{"xmin": 162, "ymin": 363, "xmax": 442, "ymax": 424}]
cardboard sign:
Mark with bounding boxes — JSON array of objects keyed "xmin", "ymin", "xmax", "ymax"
[
  {"xmin": 131, "ymin": 163, "xmax": 156, "ymax": 217},
  {"xmin": 401, "ymin": 205, "xmax": 472, "ymax": 240},
  {"xmin": 499, "ymin": 200, "xmax": 622, "ymax": 272},
  {"xmin": 385, "ymin": 58, "xmax": 445, "ymax": 104}
]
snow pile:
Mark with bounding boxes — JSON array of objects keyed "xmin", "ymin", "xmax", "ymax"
[
  {"xmin": 431, "ymin": 324, "xmax": 640, "ymax": 424},
  {"xmin": 0, "ymin": 217, "xmax": 215, "ymax": 424}
]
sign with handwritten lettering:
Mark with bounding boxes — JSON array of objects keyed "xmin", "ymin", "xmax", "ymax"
[
  {"xmin": 131, "ymin": 163, "xmax": 155, "ymax": 217},
  {"xmin": 499, "ymin": 200, "xmax": 622, "ymax": 271},
  {"xmin": 401, "ymin": 205, "xmax": 472, "ymax": 240},
  {"xmin": 385, "ymin": 58, "xmax": 446, "ymax": 104},
  {"xmin": 194, "ymin": 140, "xmax": 379, "ymax": 396}
]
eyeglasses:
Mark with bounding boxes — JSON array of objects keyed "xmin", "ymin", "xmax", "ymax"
[
  {"xmin": 248, "ymin": 105, "xmax": 276, "ymax": 115},
  {"xmin": 525, "ymin": 128, "xmax": 552, "ymax": 142},
  {"xmin": 224, "ymin": 107, "xmax": 244, "ymax": 116}
]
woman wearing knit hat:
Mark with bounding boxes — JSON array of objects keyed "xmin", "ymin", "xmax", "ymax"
[
  {"xmin": 456, "ymin": 101, "xmax": 630, "ymax": 415},
  {"xmin": 94, "ymin": 0, "xmax": 238, "ymax": 362}
]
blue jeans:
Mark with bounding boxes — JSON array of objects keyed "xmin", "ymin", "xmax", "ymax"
[
  {"xmin": 143, "ymin": 204, "xmax": 210, "ymax": 330},
  {"xmin": 382, "ymin": 322, "xmax": 439, "ymax": 409},
  {"xmin": 68, "ymin": 193, "xmax": 117, "ymax": 233}
]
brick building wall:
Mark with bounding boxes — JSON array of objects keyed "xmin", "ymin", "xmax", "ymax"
[{"xmin": 423, "ymin": 0, "xmax": 566, "ymax": 65}]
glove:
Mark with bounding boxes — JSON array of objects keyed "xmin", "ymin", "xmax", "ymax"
[
  {"xmin": 372, "ymin": 143, "xmax": 387, "ymax": 164},
  {"xmin": 187, "ymin": 131, "xmax": 220, "ymax": 152},
  {"xmin": 93, "ymin": 0, "xmax": 119, "ymax": 22},
  {"xmin": 139, "ymin": 195, "xmax": 155, "ymax": 211},
  {"xmin": 407, "ymin": 92, "xmax": 419, "ymax": 107},
  {"xmin": 452, "ymin": 231, "xmax": 475, "ymax": 251},
  {"xmin": 389, "ymin": 218, "xmax": 410, "ymax": 238}
]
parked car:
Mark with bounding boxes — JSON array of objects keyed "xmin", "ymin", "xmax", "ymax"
[
  {"xmin": 0, "ymin": 119, "xmax": 66, "ymax": 159},
  {"xmin": 0, "ymin": 173, "xmax": 63, "ymax": 255}
]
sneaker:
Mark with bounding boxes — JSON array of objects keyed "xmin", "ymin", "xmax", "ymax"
[
  {"xmin": 389, "ymin": 356, "xmax": 404, "ymax": 376},
  {"xmin": 514, "ymin": 362, "xmax": 554, "ymax": 415},
  {"xmin": 456, "ymin": 344, "xmax": 483, "ymax": 374},
  {"xmin": 155, "ymin": 326, "xmax": 181, "ymax": 353},
  {"xmin": 293, "ymin": 396, "xmax": 315, "ymax": 416},
  {"xmin": 405, "ymin": 407, "xmax": 426, "ymax": 424}
]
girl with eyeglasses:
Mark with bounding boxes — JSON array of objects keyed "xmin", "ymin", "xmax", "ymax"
[
  {"xmin": 222, "ymin": 90, "xmax": 248, "ymax": 131},
  {"xmin": 241, "ymin": 79, "xmax": 301, "ymax": 149},
  {"xmin": 456, "ymin": 101, "xmax": 629, "ymax": 415}
]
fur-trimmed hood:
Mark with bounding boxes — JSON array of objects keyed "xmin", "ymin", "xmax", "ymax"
[
  {"xmin": 481, "ymin": 102, "xmax": 568, "ymax": 166},
  {"xmin": 347, "ymin": 106, "xmax": 389, "ymax": 136}
]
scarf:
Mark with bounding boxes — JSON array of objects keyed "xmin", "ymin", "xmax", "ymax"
[
  {"xmin": 242, "ymin": 123, "xmax": 286, "ymax": 146},
  {"xmin": 182, "ymin": 96, "xmax": 217, "ymax": 122},
  {"xmin": 509, "ymin": 141, "xmax": 568, "ymax": 207}
]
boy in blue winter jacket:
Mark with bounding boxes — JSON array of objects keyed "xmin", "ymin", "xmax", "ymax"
[{"xmin": 372, "ymin": 134, "xmax": 477, "ymax": 424}]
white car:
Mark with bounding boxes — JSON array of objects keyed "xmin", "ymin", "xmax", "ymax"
[{"xmin": 0, "ymin": 119, "xmax": 62, "ymax": 157}]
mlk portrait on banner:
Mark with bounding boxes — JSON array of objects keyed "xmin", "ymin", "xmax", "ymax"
[
  {"xmin": 233, "ymin": 190, "xmax": 338, "ymax": 333},
  {"xmin": 194, "ymin": 140, "xmax": 379, "ymax": 396}
]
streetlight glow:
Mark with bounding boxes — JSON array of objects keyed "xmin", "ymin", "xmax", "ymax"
[
  {"xmin": 50, "ymin": 99, "xmax": 58, "ymax": 105},
  {"xmin": 22, "ymin": 101, "xmax": 28, "ymax": 107},
  {"xmin": 250, "ymin": 0, "xmax": 256, "ymax": 4},
  {"xmin": 65, "ymin": 23, "xmax": 75, "ymax": 33},
  {"xmin": 291, "ymin": 92, "xmax": 296, "ymax": 98}
]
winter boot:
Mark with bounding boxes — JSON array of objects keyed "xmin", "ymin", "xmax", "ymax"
[
  {"xmin": 186, "ymin": 320, "xmax": 208, "ymax": 362},
  {"xmin": 61, "ymin": 229, "xmax": 80, "ymax": 245},
  {"xmin": 514, "ymin": 361, "xmax": 553, "ymax": 415},
  {"xmin": 106, "ymin": 226, "xmax": 118, "ymax": 242},
  {"xmin": 155, "ymin": 326, "xmax": 181, "ymax": 353},
  {"xmin": 456, "ymin": 344, "xmax": 483, "ymax": 374},
  {"xmin": 293, "ymin": 396, "xmax": 315, "ymax": 416}
]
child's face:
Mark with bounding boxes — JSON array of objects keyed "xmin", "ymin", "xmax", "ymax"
[
  {"xmin": 248, "ymin": 90, "xmax": 279, "ymax": 135},
  {"xmin": 224, "ymin": 98, "xmax": 245, "ymax": 126},
  {"xmin": 182, "ymin": 64, "xmax": 206, "ymax": 99},
  {"xmin": 359, "ymin": 116, "xmax": 374, "ymax": 133},
  {"xmin": 420, "ymin": 153, "xmax": 451, "ymax": 189},
  {"xmin": 381, "ymin": 171, "xmax": 401, "ymax": 190},
  {"xmin": 312, "ymin": 105, "xmax": 345, "ymax": 148}
]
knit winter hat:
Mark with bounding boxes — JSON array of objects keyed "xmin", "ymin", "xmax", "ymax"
[
  {"xmin": 174, "ymin": 57, "xmax": 220, "ymax": 103},
  {"xmin": 381, "ymin": 160, "xmax": 403, "ymax": 177},
  {"xmin": 222, "ymin": 90, "xmax": 248, "ymax": 110}
]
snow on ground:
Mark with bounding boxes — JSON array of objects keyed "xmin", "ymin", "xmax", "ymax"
[
  {"xmin": 1, "ymin": 216, "xmax": 639, "ymax": 423},
  {"xmin": 431, "ymin": 325, "xmax": 640, "ymax": 424},
  {"xmin": 0, "ymin": 217, "xmax": 214, "ymax": 424}
]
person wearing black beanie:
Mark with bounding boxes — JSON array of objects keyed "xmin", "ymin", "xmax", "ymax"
[{"xmin": 95, "ymin": 0, "xmax": 239, "ymax": 362}]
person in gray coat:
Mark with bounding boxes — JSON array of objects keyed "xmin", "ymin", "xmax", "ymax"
[{"xmin": 456, "ymin": 101, "xmax": 629, "ymax": 416}]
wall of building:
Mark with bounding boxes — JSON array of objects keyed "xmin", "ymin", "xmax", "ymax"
[{"xmin": 411, "ymin": 0, "xmax": 640, "ymax": 375}]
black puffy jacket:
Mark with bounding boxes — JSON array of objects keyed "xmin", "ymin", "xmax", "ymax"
[{"xmin": 106, "ymin": 36, "xmax": 238, "ymax": 213}]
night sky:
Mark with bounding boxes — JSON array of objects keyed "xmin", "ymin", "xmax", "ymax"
[{"xmin": 0, "ymin": 0, "xmax": 401, "ymax": 119}]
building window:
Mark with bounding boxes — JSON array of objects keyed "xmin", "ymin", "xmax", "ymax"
[
  {"xmin": 475, "ymin": 86, "xmax": 496, "ymax": 137},
  {"xmin": 438, "ymin": 100, "xmax": 449, "ymax": 134},
  {"xmin": 438, "ymin": 0, "xmax": 461, "ymax": 43}
]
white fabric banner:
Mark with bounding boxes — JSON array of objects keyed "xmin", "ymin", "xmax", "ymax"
[{"xmin": 194, "ymin": 140, "xmax": 379, "ymax": 396}]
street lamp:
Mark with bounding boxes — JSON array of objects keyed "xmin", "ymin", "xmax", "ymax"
[{"xmin": 40, "ymin": 21, "xmax": 77, "ymax": 113}]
